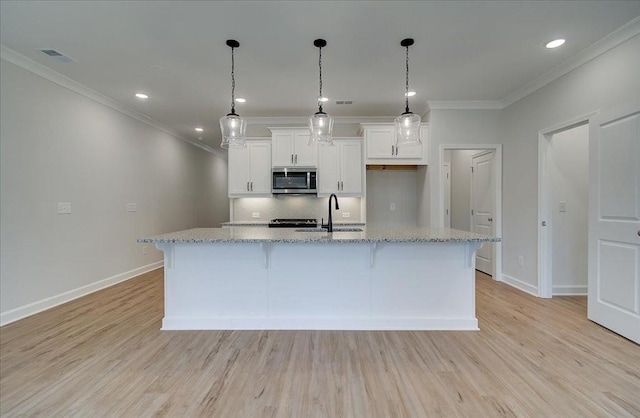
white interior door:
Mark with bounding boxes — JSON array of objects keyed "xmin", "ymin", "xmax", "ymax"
[
  {"xmin": 588, "ymin": 103, "xmax": 640, "ymax": 344},
  {"xmin": 471, "ymin": 151, "xmax": 495, "ymax": 275},
  {"xmin": 443, "ymin": 163, "xmax": 451, "ymax": 228}
]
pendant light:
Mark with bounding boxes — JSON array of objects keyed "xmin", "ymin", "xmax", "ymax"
[
  {"xmin": 220, "ymin": 39, "xmax": 246, "ymax": 149},
  {"xmin": 394, "ymin": 38, "xmax": 421, "ymax": 147},
  {"xmin": 309, "ymin": 39, "xmax": 334, "ymax": 145}
]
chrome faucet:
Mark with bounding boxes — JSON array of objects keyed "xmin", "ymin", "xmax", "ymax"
[{"xmin": 322, "ymin": 193, "xmax": 340, "ymax": 232}]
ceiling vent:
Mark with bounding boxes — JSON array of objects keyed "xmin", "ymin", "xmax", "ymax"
[
  {"xmin": 39, "ymin": 49, "xmax": 76, "ymax": 63},
  {"xmin": 335, "ymin": 100, "xmax": 353, "ymax": 105}
]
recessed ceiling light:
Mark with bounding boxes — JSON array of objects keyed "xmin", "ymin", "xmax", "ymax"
[
  {"xmin": 318, "ymin": 97, "xmax": 329, "ymax": 102},
  {"xmin": 405, "ymin": 91, "xmax": 416, "ymax": 97},
  {"xmin": 545, "ymin": 39, "xmax": 565, "ymax": 49},
  {"xmin": 135, "ymin": 93, "xmax": 149, "ymax": 99},
  {"xmin": 235, "ymin": 98, "xmax": 246, "ymax": 103},
  {"xmin": 195, "ymin": 127, "xmax": 204, "ymax": 132}
]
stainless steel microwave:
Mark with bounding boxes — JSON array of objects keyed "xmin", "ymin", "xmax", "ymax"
[{"xmin": 272, "ymin": 168, "xmax": 317, "ymax": 195}]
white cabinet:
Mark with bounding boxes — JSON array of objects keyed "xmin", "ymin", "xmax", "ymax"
[
  {"xmin": 361, "ymin": 123, "xmax": 429, "ymax": 165},
  {"xmin": 270, "ymin": 128, "xmax": 317, "ymax": 167},
  {"xmin": 228, "ymin": 140, "xmax": 272, "ymax": 197},
  {"xmin": 318, "ymin": 139, "xmax": 363, "ymax": 196}
]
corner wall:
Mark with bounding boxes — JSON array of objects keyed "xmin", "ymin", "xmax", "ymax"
[
  {"xmin": 0, "ymin": 59, "xmax": 229, "ymax": 325},
  {"xmin": 428, "ymin": 33, "xmax": 640, "ymax": 294}
]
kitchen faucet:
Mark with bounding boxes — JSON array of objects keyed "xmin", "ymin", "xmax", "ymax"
[{"xmin": 322, "ymin": 193, "xmax": 340, "ymax": 232}]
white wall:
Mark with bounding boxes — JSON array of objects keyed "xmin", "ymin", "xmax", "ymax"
[
  {"xmin": 549, "ymin": 124, "xmax": 589, "ymax": 294},
  {"xmin": 0, "ymin": 59, "xmax": 229, "ymax": 324},
  {"xmin": 450, "ymin": 150, "xmax": 476, "ymax": 231},
  {"xmin": 428, "ymin": 33, "xmax": 640, "ymax": 294},
  {"xmin": 366, "ymin": 170, "xmax": 419, "ymax": 229}
]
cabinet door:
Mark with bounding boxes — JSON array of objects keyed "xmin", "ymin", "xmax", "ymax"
[
  {"xmin": 396, "ymin": 141, "xmax": 422, "ymax": 159},
  {"xmin": 318, "ymin": 143, "xmax": 339, "ymax": 195},
  {"xmin": 228, "ymin": 146, "xmax": 250, "ymax": 196},
  {"xmin": 294, "ymin": 130, "xmax": 317, "ymax": 167},
  {"xmin": 248, "ymin": 142, "xmax": 272, "ymax": 194},
  {"xmin": 272, "ymin": 131, "xmax": 295, "ymax": 167},
  {"xmin": 365, "ymin": 126, "xmax": 394, "ymax": 159},
  {"xmin": 340, "ymin": 141, "xmax": 363, "ymax": 194}
]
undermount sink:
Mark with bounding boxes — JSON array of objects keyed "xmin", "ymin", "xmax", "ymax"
[{"xmin": 295, "ymin": 227, "xmax": 364, "ymax": 233}]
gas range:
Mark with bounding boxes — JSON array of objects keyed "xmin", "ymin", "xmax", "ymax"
[{"xmin": 268, "ymin": 218, "xmax": 318, "ymax": 228}]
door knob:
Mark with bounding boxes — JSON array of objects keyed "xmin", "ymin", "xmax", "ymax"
[{"xmin": 542, "ymin": 221, "xmax": 546, "ymax": 226}]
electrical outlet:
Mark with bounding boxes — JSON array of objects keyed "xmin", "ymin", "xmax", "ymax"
[
  {"xmin": 390, "ymin": 203, "xmax": 396, "ymax": 211},
  {"xmin": 558, "ymin": 201, "xmax": 567, "ymax": 212},
  {"xmin": 252, "ymin": 212, "xmax": 260, "ymax": 219},
  {"xmin": 517, "ymin": 256, "xmax": 524, "ymax": 266},
  {"xmin": 126, "ymin": 203, "xmax": 137, "ymax": 212},
  {"xmin": 342, "ymin": 212, "xmax": 350, "ymax": 218},
  {"xmin": 142, "ymin": 245, "xmax": 148, "ymax": 255},
  {"xmin": 57, "ymin": 202, "xmax": 71, "ymax": 214}
]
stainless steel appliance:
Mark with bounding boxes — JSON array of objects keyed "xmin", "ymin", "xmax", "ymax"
[
  {"xmin": 268, "ymin": 218, "xmax": 318, "ymax": 228},
  {"xmin": 272, "ymin": 168, "xmax": 317, "ymax": 195}
]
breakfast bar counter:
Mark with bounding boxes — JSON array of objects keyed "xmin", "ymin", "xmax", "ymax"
[{"xmin": 139, "ymin": 227, "xmax": 499, "ymax": 331}]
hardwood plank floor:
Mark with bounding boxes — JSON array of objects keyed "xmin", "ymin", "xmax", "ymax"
[{"xmin": 1, "ymin": 270, "xmax": 639, "ymax": 417}]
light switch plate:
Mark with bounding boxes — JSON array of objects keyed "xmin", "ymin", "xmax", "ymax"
[
  {"xmin": 252, "ymin": 212, "xmax": 260, "ymax": 219},
  {"xmin": 342, "ymin": 212, "xmax": 350, "ymax": 218},
  {"xmin": 57, "ymin": 202, "xmax": 71, "ymax": 214},
  {"xmin": 559, "ymin": 201, "xmax": 567, "ymax": 212},
  {"xmin": 126, "ymin": 203, "xmax": 137, "ymax": 212},
  {"xmin": 390, "ymin": 203, "xmax": 396, "ymax": 211}
]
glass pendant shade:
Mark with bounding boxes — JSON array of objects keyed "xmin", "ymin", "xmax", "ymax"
[
  {"xmin": 394, "ymin": 112, "xmax": 422, "ymax": 146},
  {"xmin": 309, "ymin": 111, "xmax": 334, "ymax": 145},
  {"xmin": 219, "ymin": 113, "xmax": 246, "ymax": 149},
  {"xmin": 309, "ymin": 39, "xmax": 333, "ymax": 146},
  {"xmin": 395, "ymin": 38, "xmax": 421, "ymax": 147},
  {"xmin": 220, "ymin": 39, "xmax": 246, "ymax": 149}
]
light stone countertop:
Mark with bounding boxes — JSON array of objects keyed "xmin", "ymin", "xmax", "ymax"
[
  {"xmin": 221, "ymin": 221, "xmax": 366, "ymax": 227},
  {"xmin": 139, "ymin": 227, "xmax": 500, "ymax": 244}
]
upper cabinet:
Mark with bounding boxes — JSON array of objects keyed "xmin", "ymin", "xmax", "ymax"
[
  {"xmin": 228, "ymin": 140, "xmax": 272, "ymax": 197},
  {"xmin": 318, "ymin": 138, "xmax": 363, "ymax": 197},
  {"xmin": 360, "ymin": 123, "xmax": 429, "ymax": 165},
  {"xmin": 270, "ymin": 128, "xmax": 317, "ymax": 167}
]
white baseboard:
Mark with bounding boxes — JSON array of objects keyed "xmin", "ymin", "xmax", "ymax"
[
  {"xmin": 0, "ymin": 261, "xmax": 163, "ymax": 327},
  {"xmin": 553, "ymin": 285, "xmax": 587, "ymax": 296},
  {"xmin": 501, "ymin": 274, "xmax": 538, "ymax": 297},
  {"xmin": 162, "ymin": 316, "xmax": 479, "ymax": 331}
]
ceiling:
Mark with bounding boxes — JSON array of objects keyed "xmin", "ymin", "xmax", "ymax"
[{"xmin": 2, "ymin": 1, "xmax": 640, "ymax": 152}]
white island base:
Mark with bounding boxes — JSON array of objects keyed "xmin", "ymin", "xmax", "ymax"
[{"xmin": 155, "ymin": 240, "xmax": 483, "ymax": 331}]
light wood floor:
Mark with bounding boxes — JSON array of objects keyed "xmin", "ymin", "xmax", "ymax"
[{"xmin": 1, "ymin": 270, "xmax": 639, "ymax": 417}]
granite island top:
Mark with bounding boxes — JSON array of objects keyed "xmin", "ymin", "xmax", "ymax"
[
  {"xmin": 139, "ymin": 227, "xmax": 500, "ymax": 244},
  {"xmin": 220, "ymin": 221, "xmax": 366, "ymax": 227}
]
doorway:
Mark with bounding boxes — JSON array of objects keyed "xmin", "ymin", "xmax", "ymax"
[
  {"xmin": 538, "ymin": 118, "xmax": 591, "ymax": 298},
  {"xmin": 440, "ymin": 145, "xmax": 502, "ymax": 280}
]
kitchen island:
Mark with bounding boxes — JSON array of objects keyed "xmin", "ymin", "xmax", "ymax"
[{"xmin": 139, "ymin": 227, "xmax": 499, "ymax": 331}]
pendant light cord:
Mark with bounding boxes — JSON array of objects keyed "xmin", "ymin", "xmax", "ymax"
[
  {"xmin": 405, "ymin": 44, "xmax": 410, "ymax": 114},
  {"xmin": 318, "ymin": 45, "xmax": 323, "ymax": 113},
  {"xmin": 230, "ymin": 46, "xmax": 236, "ymax": 114}
]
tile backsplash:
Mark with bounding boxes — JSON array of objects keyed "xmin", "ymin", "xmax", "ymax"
[{"xmin": 232, "ymin": 196, "xmax": 362, "ymax": 222}]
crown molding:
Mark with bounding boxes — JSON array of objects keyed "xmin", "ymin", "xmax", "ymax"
[
  {"xmin": 244, "ymin": 115, "xmax": 394, "ymax": 125},
  {"xmin": 0, "ymin": 45, "xmax": 224, "ymax": 158},
  {"xmin": 427, "ymin": 101, "xmax": 504, "ymax": 110},
  {"xmin": 501, "ymin": 16, "xmax": 640, "ymax": 108}
]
